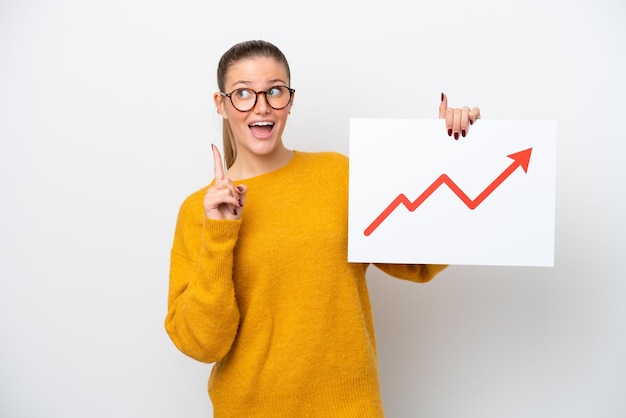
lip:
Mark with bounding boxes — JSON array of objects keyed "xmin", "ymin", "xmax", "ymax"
[{"xmin": 248, "ymin": 119, "xmax": 276, "ymax": 140}]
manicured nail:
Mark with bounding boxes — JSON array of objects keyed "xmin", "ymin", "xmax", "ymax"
[
  {"xmin": 238, "ymin": 198, "xmax": 243, "ymax": 207},
  {"xmin": 454, "ymin": 132, "xmax": 459, "ymax": 140},
  {"xmin": 470, "ymin": 119, "xmax": 474, "ymax": 125},
  {"xmin": 233, "ymin": 208, "xmax": 238, "ymax": 216},
  {"xmin": 441, "ymin": 92, "xmax": 444, "ymax": 102},
  {"xmin": 237, "ymin": 186, "xmax": 244, "ymax": 192},
  {"xmin": 448, "ymin": 128, "xmax": 453, "ymax": 137},
  {"xmin": 462, "ymin": 129, "xmax": 466, "ymax": 137}
]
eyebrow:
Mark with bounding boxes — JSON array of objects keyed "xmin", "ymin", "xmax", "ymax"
[{"xmin": 231, "ymin": 78, "xmax": 289, "ymax": 88}]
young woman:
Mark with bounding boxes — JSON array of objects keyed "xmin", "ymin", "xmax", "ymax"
[{"xmin": 165, "ymin": 40, "xmax": 480, "ymax": 417}]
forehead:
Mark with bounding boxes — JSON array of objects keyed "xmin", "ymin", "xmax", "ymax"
[{"xmin": 224, "ymin": 56, "xmax": 289, "ymax": 89}]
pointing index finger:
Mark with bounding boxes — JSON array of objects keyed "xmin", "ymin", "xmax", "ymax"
[{"xmin": 212, "ymin": 144, "xmax": 225, "ymax": 181}]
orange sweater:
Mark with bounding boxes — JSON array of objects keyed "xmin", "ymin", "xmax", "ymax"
[{"xmin": 165, "ymin": 151, "xmax": 446, "ymax": 417}]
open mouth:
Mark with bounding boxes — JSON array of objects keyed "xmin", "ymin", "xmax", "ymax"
[{"xmin": 249, "ymin": 121, "xmax": 275, "ymax": 138}]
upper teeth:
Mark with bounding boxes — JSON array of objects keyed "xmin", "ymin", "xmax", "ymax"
[{"xmin": 250, "ymin": 122, "xmax": 273, "ymax": 126}]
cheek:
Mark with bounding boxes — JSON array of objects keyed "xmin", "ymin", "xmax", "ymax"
[
  {"xmin": 274, "ymin": 105, "xmax": 290, "ymax": 119},
  {"xmin": 223, "ymin": 107, "xmax": 242, "ymax": 123},
  {"xmin": 277, "ymin": 109, "xmax": 291, "ymax": 124},
  {"xmin": 226, "ymin": 114, "xmax": 250, "ymax": 138}
]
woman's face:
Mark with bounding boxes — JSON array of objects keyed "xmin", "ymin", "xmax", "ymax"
[{"xmin": 214, "ymin": 56, "xmax": 293, "ymax": 162}]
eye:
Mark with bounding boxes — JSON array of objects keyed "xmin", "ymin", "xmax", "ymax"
[
  {"xmin": 267, "ymin": 86, "xmax": 284, "ymax": 97},
  {"xmin": 236, "ymin": 89, "xmax": 253, "ymax": 100}
]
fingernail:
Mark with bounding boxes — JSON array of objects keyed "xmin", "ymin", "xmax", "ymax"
[
  {"xmin": 470, "ymin": 119, "xmax": 474, "ymax": 125},
  {"xmin": 233, "ymin": 208, "xmax": 238, "ymax": 216},
  {"xmin": 237, "ymin": 186, "xmax": 244, "ymax": 192},
  {"xmin": 448, "ymin": 128, "xmax": 452, "ymax": 137},
  {"xmin": 454, "ymin": 132, "xmax": 459, "ymax": 140},
  {"xmin": 441, "ymin": 92, "xmax": 444, "ymax": 102},
  {"xmin": 238, "ymin": 198, "xmax": 243, "ymax": 207},
  {"xmin": 462, "ymin": 129, "xmax": 466, "ymax": 137}
]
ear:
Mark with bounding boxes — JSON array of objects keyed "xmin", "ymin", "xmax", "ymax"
[
  {"xmin": 288, "ymin": 91, "xmax": 295, "ymax": 113},
  {"xmin": 214, "ymin": 92, "xmax": 228, "ymax": 119}
]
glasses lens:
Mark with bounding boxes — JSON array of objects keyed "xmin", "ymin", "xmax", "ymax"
[
  {"xmin": 231, "ymin": 88, "xmax": 256, "ymax": 112},
  {"xmin": 265, "ymin": 86, "xmax": 291, "ymax": 110}
]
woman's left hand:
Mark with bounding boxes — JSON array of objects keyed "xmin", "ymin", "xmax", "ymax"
[{"xmin": 439, "ymin": 92, "xmax": 481, "ymax": 140}]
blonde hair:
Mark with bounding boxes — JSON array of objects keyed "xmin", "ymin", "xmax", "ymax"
[{"xmin": 217, "ymin": 40, "xmax": 291, "ymax": 169}]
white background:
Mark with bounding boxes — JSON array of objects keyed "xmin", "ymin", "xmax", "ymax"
[{"xmin": 1, "ymin": 1, "xmax": 624, "ymax": 417}]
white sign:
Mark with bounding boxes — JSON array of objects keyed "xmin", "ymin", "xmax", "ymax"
[{"xmin": 348, "ymin": 119, "xmax": 557, "ymax": 267}]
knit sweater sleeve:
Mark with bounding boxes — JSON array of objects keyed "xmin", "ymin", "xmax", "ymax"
[
  {"xmin": 165, "ymin": 192, "xmax": 241, "ymax": 363},
  {"xmin": 373, "ymin": 263, "xmax": 448, "ymax": 283}
]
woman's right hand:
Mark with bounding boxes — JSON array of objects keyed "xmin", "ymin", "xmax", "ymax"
[{"xmin": 204, "ymin": 144, "xmax": 246, "ymax": 220}]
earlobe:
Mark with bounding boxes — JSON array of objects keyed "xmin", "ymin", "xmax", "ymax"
[{"xmin": 214, "ymin": 92, "xmax": 227, "ymax": 119}]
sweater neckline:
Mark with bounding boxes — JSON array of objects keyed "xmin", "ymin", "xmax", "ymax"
[{"xmin": 229, "ymin": 150, "xmax": 300, "ymax": 183}]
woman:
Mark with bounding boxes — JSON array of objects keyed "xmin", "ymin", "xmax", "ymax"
[{"xmin": 165, "ymin": 40, "xmax": 480, "ymax": 417}]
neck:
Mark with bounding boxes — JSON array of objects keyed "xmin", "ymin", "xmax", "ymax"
[{"xmin": 226, "ymin": 145, "xmax": 294, "ymax": 181}]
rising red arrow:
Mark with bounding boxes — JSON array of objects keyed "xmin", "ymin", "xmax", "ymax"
[{"xmin": 363, "ymin": 148, "xmax": 533, "ymax": 236}]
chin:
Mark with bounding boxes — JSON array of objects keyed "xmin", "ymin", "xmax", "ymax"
[{"xmin": 242, "ymin": 137, "xmax": 281, "ymax": 156}]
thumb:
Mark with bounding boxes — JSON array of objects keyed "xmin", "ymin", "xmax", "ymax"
[{"xmin": 438, "ymin": 92, "xmax": 447, "ymax": 119}]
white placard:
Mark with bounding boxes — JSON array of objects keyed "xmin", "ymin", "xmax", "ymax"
[{"xmin": 348, "ymin": 119, "xmax": 557, "ymax": 266}]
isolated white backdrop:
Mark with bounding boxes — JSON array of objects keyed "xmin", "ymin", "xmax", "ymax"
[{"xmin": 1, "ymin": 1, "xmax": 624, "ymax": 417}]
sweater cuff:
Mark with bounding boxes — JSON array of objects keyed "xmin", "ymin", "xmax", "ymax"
[
  {"xmin": 202, "ymin": 218, "xmax": 242, "ymax": 250},
  {"xmin": 195, "ymin": 218, "xmax": 242, "ymax": 285}
]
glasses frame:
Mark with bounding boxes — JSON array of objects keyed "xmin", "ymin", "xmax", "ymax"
[{"xmin": 220, "ymin": 86, "xmax": 295, "ymax": 112}]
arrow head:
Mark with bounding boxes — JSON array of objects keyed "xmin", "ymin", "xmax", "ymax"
[{"xmin": 507, "ymin": 148, "xmax": 533, "ymax": 173}]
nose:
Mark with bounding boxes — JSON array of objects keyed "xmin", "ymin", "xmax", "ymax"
[{"xmin": 253, "ymin": 92, "xmax": 271, "ymax": 113}]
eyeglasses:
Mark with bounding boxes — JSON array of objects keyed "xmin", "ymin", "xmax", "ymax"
[{"xmin": 220, "ymin": 86, "xmax": 295, "ymax": 112}]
